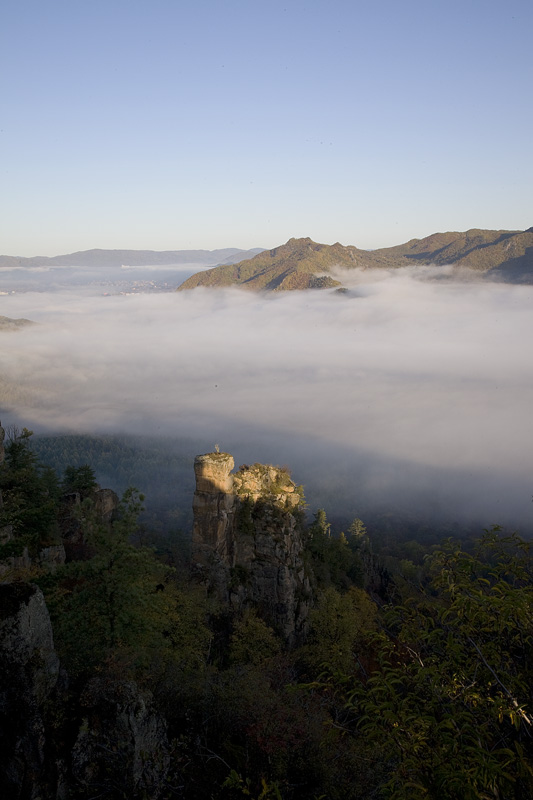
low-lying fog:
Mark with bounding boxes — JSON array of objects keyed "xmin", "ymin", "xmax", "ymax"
[
  {"xmin": 1, "ymin": 264, "xmax": 532, "ymax": 532},
  {"xmin": 0, "ymin": 263, "xmax": 207, "ymax": 294}
]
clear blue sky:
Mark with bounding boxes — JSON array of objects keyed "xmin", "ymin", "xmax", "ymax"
[{"xmin": 1, "ymin": 0, "xmax": 531, "ymax": 256}]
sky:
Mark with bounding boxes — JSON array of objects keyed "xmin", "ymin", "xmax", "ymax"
[
  {"xmin": 1, "ymin": 266, "xmax": 532, "ymax": 531},
  {"xmin": 1, "ymin": 0, "xmax": 532, "ymax": 256}
]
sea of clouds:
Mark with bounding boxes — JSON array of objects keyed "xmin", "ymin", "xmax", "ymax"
[{"xmin": 1, "ymin": 265, "xmax": 532, "ymax": 530}]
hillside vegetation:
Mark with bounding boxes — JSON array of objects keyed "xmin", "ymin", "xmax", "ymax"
[
  {"xmin": 1, "ymin": 426, "xmax": 533, "ymax": 799},
  {"xmin": 178, "ymin": 228, "xmax": 533, "ymax": 291}
]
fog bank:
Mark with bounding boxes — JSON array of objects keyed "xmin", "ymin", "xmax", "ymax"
[{"xmin": 1, "ymin": 268, "xmax": 532, "ymax": 530}]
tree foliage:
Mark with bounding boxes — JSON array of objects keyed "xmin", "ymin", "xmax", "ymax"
[
  {"xmin": 342, "ymin": 529, "xmax": 533, "ymax": 799},
  {"xmin": 42, "ymin": 487, "xmax": 210, "ymax": 681},
  {"xmin": 3, "ymin": 425, "xmax": 533, "ymax": 799},
  {"xmin": 306, "ymin": 509, "xmax": 363, "ymax": 591},
  {"xmin": 304, "ymin": 586, "xmax": 377, "ymax": 674},
  {"xmin": 61, "ymin": 464, "xmax": 98, "ymax": 499},
  {"xmin": 0, "ymin": 427, "xmax": 60, "ymax": 553}
]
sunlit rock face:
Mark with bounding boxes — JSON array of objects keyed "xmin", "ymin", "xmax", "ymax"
[
  {"xmin": 192, "ymin": 453, "xmax": 237, "ymax": 570},
  {"xmin": 192, "ymin": 453, "xmax": 310, "ymax": 645},
  {"xmin": 194, "ymin": 452, "xmax": 235, "ymax": 493}
]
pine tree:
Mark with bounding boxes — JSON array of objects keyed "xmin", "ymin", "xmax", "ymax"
[{"xmin": 43, "ymin": 488, "xmax": 181, "ymax": 677}]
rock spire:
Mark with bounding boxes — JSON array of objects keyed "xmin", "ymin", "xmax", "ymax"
[{"xmin": 192, "ymin": 452, "xmax": 310, "ymax": 644}]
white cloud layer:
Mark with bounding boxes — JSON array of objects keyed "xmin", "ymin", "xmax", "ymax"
[{"xmin": 1, "ymin": 268, "xmax": 532, "ymax": 529}]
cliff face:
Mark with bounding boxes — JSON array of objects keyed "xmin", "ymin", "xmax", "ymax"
[
  {"xmin": 192, "ymin": 453, "xmax": 310, "ymax": 644},
  {"xmin": 59, "ymin": 487, "xmax": 119, "ymax": 562},
  {"xmin": 0, "ymin": 583, "xmax": 170, "ymax": 799},
  {"xmin": 0, "ymin": 582, "xmax": 60, "ymax": 799},
  {"xmin": 71, "ymin": 678, "xmax": 170, "ymax": 799},
  {"xmin": 0, "ymin": 422, "xmax": 170, "ymax": 797}
]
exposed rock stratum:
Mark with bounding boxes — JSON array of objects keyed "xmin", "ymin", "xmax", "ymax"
[{"xmin": 192, "ymin": 452, "xmax": 311, "ymax": 644}]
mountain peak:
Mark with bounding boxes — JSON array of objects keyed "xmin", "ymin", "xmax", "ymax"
[
  {"xmin": 177, "ymin": 228, "xmax": 533, "ymax": 292},
  {"xmin": 285, "ymin": 236, "xmax": 314, "ymax": 245}
]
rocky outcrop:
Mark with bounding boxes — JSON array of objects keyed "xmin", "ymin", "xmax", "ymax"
[
  {"xmin": 38, "ymin": 544, "xmax": 66, "ymax": 571},
  {"xmin": 0, "ymin": 583, "xmax": 170, "ymax": 799},
  {"xmin": 93, "ymin": 488, "xmax": 120, "ymax": 521},
  {"xmin": 192, "ymin": 453, "xmax": 311, "ymax": 644},
  {"xmin": 0, "ymin": 544, "xmax": 67, "ymax": 580},
  {"xmin": 72, "ymin": 678, "xmax": 170, "ymax": 799},
  {"xmin": 0, "ymin": 548, "xmax": 31, "ymax": 580},
  {"xmin": 59, "ymin": 487, "xmax": 119, "ymax": 561},
  {"xmin": 192, "ymin": 453, "xmax": 237, "ymax": 588},
  {"xmin": 0, "ymin": 582, "xmax": 60, "ymax": 799}
]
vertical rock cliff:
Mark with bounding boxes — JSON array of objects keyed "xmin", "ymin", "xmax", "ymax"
[
  {"xmin": 192, "ymin": 453, "xmax": 310, "ymax": 644},
  {"xmin": 59, "ymin": 487, "xmax": 119, "ymax": 562},
  {"xmin": 0, "ymin": 582, "xmax": 60, "ymax": 799},
  {"xmin": 71, "ymin": 678, "xmax": 170, "ymax": 799}
]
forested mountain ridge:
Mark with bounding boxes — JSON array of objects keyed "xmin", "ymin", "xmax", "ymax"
[{"xmin": 178, "ymin": 227, "xmax": 533, "ymax": 291}]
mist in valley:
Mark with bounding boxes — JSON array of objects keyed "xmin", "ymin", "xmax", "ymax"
[{"xmin": 1, "ymin": 264, "xmax": 532, "ymax": 536}]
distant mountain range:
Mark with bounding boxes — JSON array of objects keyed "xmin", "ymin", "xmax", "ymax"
[
  {"xmin": 0, "ymin": 247, "xmax": 264, "ymax": 269},
  {"xmin": 177, "ymin": 228, "xmax": 533, "ymax": 291},
  {"xmin": 3, "ymin": 229, "xmax": 532, "ymax": 290}
]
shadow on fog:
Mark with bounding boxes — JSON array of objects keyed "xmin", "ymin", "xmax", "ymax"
[{"xmin": 6, "ymin": 407, "xmax": 530, "ymax": 540}]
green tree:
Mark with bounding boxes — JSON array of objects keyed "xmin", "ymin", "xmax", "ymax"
[
  {"xmin": 61, "ymin": 464, "xmax": 98, "ymax": 499},
  {"xmin": 305, "ymin": 586, "xmax": 377, "ymax": 674},
  {"xmin": 42, "ymin": 488, "xmax": 186, "ymax": 678},
  {"xmin": 348, "ymin": 517, "xmax": 367, "ymax": 541},
  {"xmin": 229, "ymin": 609, "xmax": 282, "ymax": 667},
  {"xmin": 0, "ymin": 427, "xmax": 60, "ymax": 553},
  {"xmin": 344, "ymin": 530, "xmax": 533, "ymax": 799},
  {"xmin": 310, "ymin": 508, "xmax": 331, "ymax": 538},
  {"xmin": 306, "ymin": 509, "xmax": 363, "ymax": 590}
]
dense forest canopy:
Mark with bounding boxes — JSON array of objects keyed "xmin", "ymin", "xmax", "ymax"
[{"xmin": 1, "ymin": 426, "xmax": 532, "ymax": 799}]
